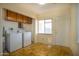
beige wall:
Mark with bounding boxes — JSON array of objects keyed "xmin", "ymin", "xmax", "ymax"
[
  {"xmin": 69, "ymin": 4, "xmax": 77, "ymax": 55},
  {"xmin": 0, "ymin": 8, "xmax": 4, "ymax": 55},
  {"xmin": 52, "ymin": 15, "xmax": 71, "ymax": 46},
  {"xmin": 3, "ymin": 21, "xmax": 18, "ymax": 30},
  {"xmin": 23, "ymin": 23, "xmax": 33, "ymax": 32},
  {"xmin": 3, "ymin": 20, "xmax": 33, "ymax": 32}
]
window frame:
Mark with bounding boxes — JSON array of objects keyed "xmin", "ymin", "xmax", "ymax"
[{"xmin": 36, "ymin": 19, "xmax": 52, "ymax": 34}]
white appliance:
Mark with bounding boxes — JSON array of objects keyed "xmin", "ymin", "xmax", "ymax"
[
  {"xmin": 6, "ymin": 30, "xmax": 22, "ymax": 52},
  {"xmin": 23, "ymin": 32, "xmax": 32, "ymax": 47}
]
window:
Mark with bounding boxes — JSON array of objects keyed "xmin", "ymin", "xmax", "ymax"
[
  {"xmin": 38, "ymin": 20, "xmax": 44, "ymax": 33},
  {"xmin": 35, "ymin": 19, "xmax": 52, "ymax": 34}
]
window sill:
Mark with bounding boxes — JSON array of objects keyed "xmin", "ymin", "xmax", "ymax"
[{"xmin": 37, "ymin": 33, "xmax": 53, "ymax": 35}]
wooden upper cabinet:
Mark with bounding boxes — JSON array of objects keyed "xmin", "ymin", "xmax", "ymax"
[
  {"xmin": 23, "ymin": 15, "xmax": 32, "ymax": 24},
  {"xmin": 5, "ymin": 9, "xmax": 32, "ymax": 24},
  {"xmin": 17, "ymin": 14, "xmax": 23, "ymax": 23},
  {"xmin": 6, "ymin": 10, "xmax": 17, "ymax": 22}
]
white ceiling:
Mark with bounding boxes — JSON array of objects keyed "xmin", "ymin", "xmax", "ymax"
[
  {"xmin": 7, "ymin": 3, "xmax": 71, "ymax": 14},
  {"xmin": 17, "ymin": 3, "xmax": 57, "ymax": 14},
  {"xmin": 0, "ymin": 3, "xmax": 72, "ymax": 18}
]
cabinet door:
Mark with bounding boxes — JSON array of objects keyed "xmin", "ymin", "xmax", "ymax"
[
  {"xmin": 17, "ymin": 14, "xmax": 23, "ymax": 23},
  {"xmin": 23, "ymin": 32, "xmax": 31, "ymax": 47},
  {"xmin": 27, "ymin": 17, "xmax": 32, "ymax": 24},
  {"xmin": 16, "ymin": 33, "xmax": 22, "ymax": 50},
  {"xmin": 6, "ymin": 10, "xmax": 17, "ymax": 22},
  {"xmin": 22, "ymin": 15, "xmax": 27, "ymax": 23}
]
